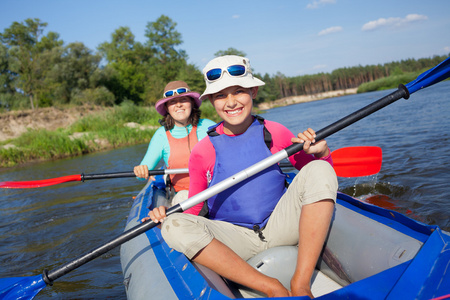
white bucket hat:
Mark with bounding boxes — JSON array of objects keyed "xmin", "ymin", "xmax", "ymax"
[{"xmin": 200, "ymin": 55, "xmax": 265, "ymax": 101}]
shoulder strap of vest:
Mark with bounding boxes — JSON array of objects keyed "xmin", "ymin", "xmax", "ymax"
[
  {"xmin": 255, "ymin": 116, "xmax": 289, "ymax": 188},
  {"xmin": 207, "ymin": 126, "xmax": 220, "ymax": 137},
  {"xmin": 255, "ymin": 115, "xmax": 272, "ymax": 149}
]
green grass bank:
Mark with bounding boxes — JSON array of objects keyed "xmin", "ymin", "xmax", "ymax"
[{"xmin": 0, "ymin": 101, "xmax": 220, "ymax": 168}]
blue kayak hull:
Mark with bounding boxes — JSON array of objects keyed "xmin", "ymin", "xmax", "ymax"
[{"xmin": 120, "ymin": 175, "xmax": 450, "ymax": 299}]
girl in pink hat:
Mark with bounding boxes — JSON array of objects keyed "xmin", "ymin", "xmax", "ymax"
[
  {"xmin": 144, "ymin": 57, "xmax": 338, "ymax": 298},
  {"xmin": 133, "ymin": 81, "xmax": 216, "ymax": 202}
]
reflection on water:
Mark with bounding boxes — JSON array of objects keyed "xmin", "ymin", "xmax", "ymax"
[{"xmin": 0, "ymin": 82, "xmax": 449, "ymax": 298}]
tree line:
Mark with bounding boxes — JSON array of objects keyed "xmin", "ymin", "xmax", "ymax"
[
  {"xmin": 1, "ymin": 16, "xmax": 448, "ymax": 111},
  {"xmin": 266, "ymin": 54, "xmax": 449, "ymax": 102}
]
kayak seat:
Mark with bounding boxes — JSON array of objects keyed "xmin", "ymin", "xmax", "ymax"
[
  {"xmin": 316, "ymin": 202, "xmax": 423, "ymax": 286},
  {"xmin": 191, "ymin": 246, "xmax": 342, "ymax": 299},
  {"xmin": 239, "ymin": 246, "xmax": 342, "ymax": 298}
]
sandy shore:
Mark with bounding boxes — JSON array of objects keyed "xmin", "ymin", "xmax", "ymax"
[
  {"xmin": 257, "ymin": 88, "xmax": 358, "ymax": 110},
  {"xmin": 0, "ymin": 106, "xmax": 104, "ymax": 142}
]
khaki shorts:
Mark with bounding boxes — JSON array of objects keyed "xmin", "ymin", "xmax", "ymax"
[
  {"xmin": 160, "ymin": 160, "xmax": 338, "ymax": 260},
  {"xmin": 171, "ymin": 189, "xmax": 189, "ymax": 206}
]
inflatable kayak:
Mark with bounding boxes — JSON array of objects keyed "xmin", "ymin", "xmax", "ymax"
[{"xmin": 120, "ymin": 174, "xmax": 450, "ymax": 299}]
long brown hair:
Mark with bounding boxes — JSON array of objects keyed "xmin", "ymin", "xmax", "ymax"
[{"xmin": 159, "ymin": 98, "xmax": 202, "ymax": 131}]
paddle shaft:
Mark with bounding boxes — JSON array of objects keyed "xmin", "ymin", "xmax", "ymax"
[
  {"xmin": 81, "ymin": 168, "xmax": 188, "ymax": 181},
  {"xmin": 43, "ymin": 85, "xmax": 410, "ymax": 284},
  {"xmin": 44, "ymin": 205, "xmax": 182, "ymax": 283},
  {"xmin": 0, "ymin": 168, "xmax": 189, "ymax": 189},
  {"xmin": 82, "ymin": 171, "xmax": 134, "ymax": 180}
]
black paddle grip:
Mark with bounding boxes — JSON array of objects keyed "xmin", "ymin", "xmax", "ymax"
[{"xmin": 81, "ymin": 171, "xmax": 138, "ymax": 181}]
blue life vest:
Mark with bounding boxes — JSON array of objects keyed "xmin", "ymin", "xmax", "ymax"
[{"xmin": 207, "ymin": 116, "xmax": 287, "ymax": 229}]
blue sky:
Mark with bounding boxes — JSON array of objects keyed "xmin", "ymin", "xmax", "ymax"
[{"xmin": 1, "ymin": 0, "xmax": 449, "ymax": 77}]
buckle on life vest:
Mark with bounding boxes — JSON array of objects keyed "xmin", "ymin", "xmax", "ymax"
[{"xmin": 253, "ymin": 224, "xmax": 266, "ymax": 241}]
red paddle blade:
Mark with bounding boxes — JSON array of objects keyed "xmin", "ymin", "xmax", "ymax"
[
  {"xmin": 0, "ymin": 175, "xmax": 82, "ymax": 189},
  {"xmin": 332, "ymin": 146, "xmax": 382, "ymax": 177}
]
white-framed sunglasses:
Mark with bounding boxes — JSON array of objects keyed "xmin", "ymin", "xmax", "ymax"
[
  {"xmin": 205, "ymin": 64, "xmax": 249, "ymax": 82},
  {"xmin": 163, "ymin": 87, "xmax": 190, "ymax": 98}
]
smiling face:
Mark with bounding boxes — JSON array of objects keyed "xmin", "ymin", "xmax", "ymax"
[
  {"xmin": 166, "ymin": 96, "xmax": 193, "ymax": 127},
  {"xmin": 209, "ymin": 85, "xmax": 258, "ymax": 135}
]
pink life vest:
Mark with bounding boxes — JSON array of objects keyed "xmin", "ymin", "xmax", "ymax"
[{"xmin": 166, "ymin": 126, "xmax": 198, "ymax": 192}]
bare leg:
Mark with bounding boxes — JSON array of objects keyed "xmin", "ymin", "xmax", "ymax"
[
  {"xmin": 291, "ymin": 199, "xmax": 335, "ymax": 298},
  {"xmin": 193, "ymin": 238, "xmax": 291, "ymax": 298}
]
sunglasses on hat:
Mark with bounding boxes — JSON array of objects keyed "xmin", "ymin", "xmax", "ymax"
[
  {"xmin": 205, "ymin": 64, "xmax": 249, "ymax": 82},
  {"xmin": 163, "ymin": 87, "xmax": 190, "ymax": 98}
]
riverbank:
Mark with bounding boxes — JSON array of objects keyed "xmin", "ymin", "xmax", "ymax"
[
  {"xmin": 1, "ymin": 88, "xmax": 351, "ymax": 144},
  {"xmin": 257, "ymin": 88, "xmax": 358, "ymax": 110},
  {"xmin": 0, "ymin": 104, "xmax": 160, "ymax": 168},
  {"xmin": 0, "ymin": 89, "xmax": 354, "ymax": 168},
  {"xmin": 0, "ymin": 102, "xmax": 220, "ymax": 168},
  {"xmin": 0, "ymin": 105, "xmax": 105, "ymax": 142}
]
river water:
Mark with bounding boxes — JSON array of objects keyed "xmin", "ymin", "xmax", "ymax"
[{"xmin": 1, "ymin": 81, "xmax": 449, "ymax": 299}]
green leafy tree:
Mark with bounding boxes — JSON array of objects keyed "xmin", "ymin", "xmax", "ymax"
[
  {"xmin": 99, "ymin": 27, "xmax": 141, "ymax": 62},
  {"xmin": 44, "ymin": 42, "xmax": 102, "ymax": 105},
  {"xmin": 175, "ymin": 63, "xmax": 205, "ymax": 95},
  {"xmin": 98, "ymin": 27, "xmax": 152, "ymax": 104},
  {"xmin": 255, "ymin": 73, "xmax": 280, "ymax": 104},
  {"xmin": 0, "ymin": 18, "xmax": 63, "ymax": 109},
  {"xmin": 214, "ymin": 48, "xmax": 247, "ymax": 57},
  {"xmin": 145, "ymin": 15, "xmax": 187, "ymax": 83},
  {"xmin": 0, "ymin": 43, "xmax": 14, "ymax": 94}
]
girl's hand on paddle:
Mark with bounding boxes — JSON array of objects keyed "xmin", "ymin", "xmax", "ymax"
[
  {"xmin": 292, "ymin": 128, "xmax": 329, "ymax": 158},
  {"xmin": 141, "ymin": 205, "xmax": 167, "ymax": 223},
  {"xmin": 134, "ymin": 165, "xmax": 149, "ymax": 179}
]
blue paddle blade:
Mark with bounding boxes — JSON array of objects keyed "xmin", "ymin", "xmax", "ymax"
[
  {"xmin": 0, "ymin": 275, "xmax": 46, "ymax": 300},
  {"xmin": 406, "ymin": 57, "xmax": 450, "ymax": 94}
]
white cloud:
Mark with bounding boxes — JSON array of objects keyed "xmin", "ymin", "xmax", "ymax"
[
  {"xmin": 318, "ymin": 26, "xmax": 343, "ymax": 36},
  {"xmin": 232, "ymin": 15, "xmax": 240, "ymax": 19},
  {"xmin": 444, "ymin": 46, "xmax": 450, "ymax": 53},
  {"xmin": 312, "ymin": 64, "xmax": 327, "ymax": 70},
  {"xmin": 362, "ymin": 14, "xmax": 428, "ymax": 31},
  {"xmin": 306, "ymin": 0, "xmax": 336, "ymax": 9}
]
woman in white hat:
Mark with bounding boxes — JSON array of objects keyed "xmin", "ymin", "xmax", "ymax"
[
  {"xmin": 145, "ymin": 56, "xmax": 338, "ymax": 298},
  {"xmin": 133, "ymin": 81, "xmax": 216, "ymax": 200}
]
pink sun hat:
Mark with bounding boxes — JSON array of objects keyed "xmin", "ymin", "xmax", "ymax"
[{"xmin": 155, "ymin": 81, "xmax": 202, "ymax": 116}]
